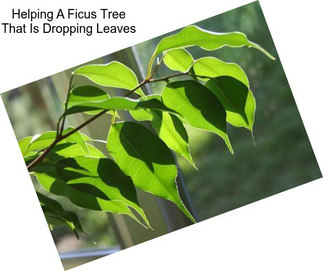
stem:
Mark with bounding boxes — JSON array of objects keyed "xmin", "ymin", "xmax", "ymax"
[
  {"xmin": 111, "ymin": 110, "xmax": 117, "ymax": 124},
  {"xmin": 124, "ymin": 79, "xmax": 148, "ymax": 97},
  {"xmin": 149, "ymin": 72, "xmax": 189, "ymax": 83},
  {"xmin": 59, "ymin": 74, "xmax": 74, "ymax": 136},
  {"xmin": 148, "ymin": 55, "xmax": 165, "ymax": 80},
  {"xmin": 27, "ymin": 62, "xmax": 202, "ymax": 171},
  {"xmin": 27, "ymin": 110, "xmax": 107, "ymax": 170}
]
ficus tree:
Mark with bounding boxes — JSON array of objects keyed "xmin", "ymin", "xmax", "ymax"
[{"xmin": 18, "ymin": 25, "xmax": 274, "ymax": 237}]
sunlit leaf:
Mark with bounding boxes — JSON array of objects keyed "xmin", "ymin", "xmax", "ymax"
[
  {"xmin": 151, "ymin": 110, "xmax": 196, "ymax": 168},
  {"xmin": 32, "ymin": 143, "xmax": 147, "ymax": 227},
  {"xmin": 28, "ymin": 131, "xmax": 57, "ymax": 152},
  {"xmin": 107, "ymin": 121, "xmax": 195, "ymax": 222},
  {"xmin": 129, "ymin": 109, "xmax": 153, "ymax": 121},
  {"xmin": 25, "ymin": 128, "xmax": 89, "ymax": 154},
  {"xmin": 56, "ymin": 156, "xmax": 150, "ymax": 227},
  {"xmin": 191, "ymin": 56, "xmax": 249, "ymax": 87},
  {"xmin": 163, "ymin": 48, "xmax": 194, "ymax": 72},
  {"xmin": 162, "ymin": 80, "xmax": 233, "ymax": 153},
  {"xmin": 18, "ymin": 136, "xmax": 32, "ymax": 156},
  {"xmin": 74, "ymin": 61, "xmax": 144, "ymax": 96},
  {"xmin": 65, "ymin": 94, "xmax": 174, "ymax": 116},
  {"xmin": 147, "ymin": 25, "xmax": 275, "ymax": 75},
  {"xmin": 62, "ymin": 127, "xmax": 88, "ymax": 153}
]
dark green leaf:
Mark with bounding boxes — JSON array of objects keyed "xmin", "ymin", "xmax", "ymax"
[
  {"xmin": 161, "ymin": 80, "xmax": 233, "ymax": 153},
  {"xmin": 107, "ymin": 121, "xmax": 195, "ymax": 222},
  {"xmin": 67, "ymin": 85, "xmax": 110, "ymax": 106},
  {"xmin": 37, "ymin": 192, "xmax": 83, "ymax": 237},
  {"xmin": 206, "ymin": 76, "xmax": 255, "ymax": 130}
]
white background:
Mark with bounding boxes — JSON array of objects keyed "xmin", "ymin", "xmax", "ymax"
[{"xmin": 0, "ymin": 0, "xmax": 322, "ymax": 270}]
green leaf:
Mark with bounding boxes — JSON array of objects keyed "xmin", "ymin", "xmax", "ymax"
[
  {"xmin": 18, "ymin": 136, "xmax": 32, "ymax": 156},
  {"xmin": 163, "ymin": 48, "xmax": 194, "ymax": 72},
  {"xmin": 35, "ymin": 165, "xmax": 139, "ymax": 223},
  {"xmin": 206, "ymin": 76, "xmax": 255, "ymax": 131},
  {"xmin": 191, "ymin": 57, "xmax": 255, "ymax": 130},
  {"xmin": 107, "ymin": 121, "xmax": 195, "ymax": 222},
  {"xmin": 28, "ymin": 131, "xmax": 57, "ymax": 152},
  {"xmin": 147, "ymin": 25, "xmax": 275, "ymax": 75},
  {"xmin": 37, "ymin": 192, "xmax": 83, "ymax": 237},
  {"xmin": 129, "ymin": 109, "xmax": 153, "ymax": 121},
  {"xmin": 65, "ymin": 94, "xmax": 174, "ymax": 116},
  {"xmin": 56, "ymin": 156, "xmax": 150, "ymax": 227},
  {"xmin": 32, "ymin": 143, "xmax": 147, "ymax": 227},
  {"xmin": 151, "ymin": 110, "xmax": 196, "ymax": 168},
  {"xmin": 46, "ymin": 141, "xmax": 105, "ymax": 162},
  {"xmin": 62, "ymin": 127, "xmax": 89, "ymax": 153},
  {"xmin": 74, "ymin": 61, "xmax": 144, "ymax": 96},
  {"xmin": 191, "ymin": 57, "xmax": 249, "ymax": 87},
  {"xmin": 26, "ymin": 128, "xmax": 89, "ymax": 154},
  {"xmin": 67, "ymin": 85, "xmax": 110, "ymax": 106},
  {"xmin": 67, "ymin": 85, "xmax": 116, "ymax": 116},
  {"xmin": 161, "ymin": 80, "xmax": 233, "ymax": 153}
]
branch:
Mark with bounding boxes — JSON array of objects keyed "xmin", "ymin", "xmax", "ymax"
[
  {"xmin": 27, "ymin": 110, "xmax": 107, "ymax": 170},
  {"xmin": 149, "ymin": 72, "xmax": 189, "ymax": 83},
  {"xmin": 27, "ymin": 63, "xmax": 204, "ymax": 170}
]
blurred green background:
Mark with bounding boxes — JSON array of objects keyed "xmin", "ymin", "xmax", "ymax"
[{"xmin": 1, "ymin": 0, "xmax": 321, "ymax": 260}]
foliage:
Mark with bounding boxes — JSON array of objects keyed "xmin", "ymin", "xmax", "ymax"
[{"xmin": 18, "ymin": 25, "xmax": 274, "ymax": 236}]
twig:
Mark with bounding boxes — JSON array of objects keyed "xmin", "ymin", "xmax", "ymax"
[
  {"xmin": 27, "ymin": 110, "xmax": 107, "ymax": 170},
  {"xmin": 27, "ymin": 65, "xmax": 204, "ymax": 170},
  {"xmin": 149, "ymin": 72, "xmax": 189, "ymax": 83},
  {"xmin": 59, "ymin": 74, "xmax": 74, "ymax": 136}
]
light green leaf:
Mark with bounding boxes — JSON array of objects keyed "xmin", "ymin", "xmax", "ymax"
[
  {"xmin": 191, "ymin": 57, "xmax": 249, "ymax": 87},
  {"xmin": 27, "ymin": 140, "xmax": 105, "ymax": 168},
  {"xmin": 28, "ymin": 131, "xmax": 57, "ymax": 152},
  {"xmin": 62, "ymin": 127, "xmax": 89, "ymax": 153},
  {"xmin": 107, "ymin": 121, "xmax": 195, "ymax": 222},
  {"xmin": 35, "ymin": 165, "xmax": 138, "ymax": 222},
  {"xmin": 206, "ymin": 76, "xmax": 255, "ymax": 131},
  {"xmin": 46, "ymin": 141, "xmax": 105, "ymax": 162},
  {"xmin": 65, "ymin": 94, "xmax": 174, "ymax": 116},
  {"xmin": 74, "ymin": 61, "xmax": 144, "ymax": 96},
  {"xmin": 67, "ymin": 85, "xmax": 116, "ymax": 116},
  {"xmin": 151, "ymin": 110, "xmax": 196, "ymax": 168},
  {"xmin": 147, "ymin": 25, "xmax": 275, "ymax": 76},
  {"xmin": 163, "ymin": 48, "xmax": 194, "ymax": 72},
  {"xmin": 32, "ymin": 143, "xmax": 146, "ymax": 226},
  {"xmin": 129, "ymin": 109, "xmax": 153, "ymax": 121},
  {"xmin": 18, "ymin": 136, "xmax": 32, "ymax": 156},
  {"xmin": 56, "ymin": 156, "xmax": 150, "ymax": 227},
  {"xmin": 25, "ymin": 128, "xmax": 89, "ymax": 154},
  {"xmin": 161, "ymin": 80, "xmax": 233, "ymax": 153}
]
